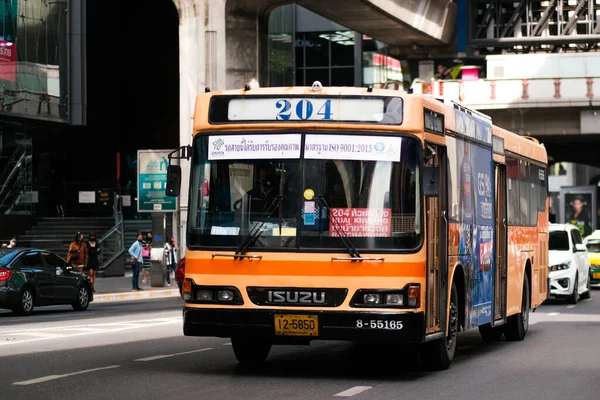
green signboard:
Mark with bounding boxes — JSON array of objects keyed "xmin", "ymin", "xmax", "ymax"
[{"xmin": 137, "ymin": 150, "xmax": 177, "ymax": 212}]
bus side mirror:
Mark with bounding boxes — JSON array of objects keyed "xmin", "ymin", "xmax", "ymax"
[
  {"xmin": 166, "ymin": 165, "xmax": 182, "ymax": 197},
  {"xmin": 423, "ymin": 164, "xmax": 439, "ymax": 197}
]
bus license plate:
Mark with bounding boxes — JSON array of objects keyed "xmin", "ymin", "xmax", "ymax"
[
  {"xmin": 274, "ymin": 314, "xmax": 318, "ymax": 336},
  {"xmin": 593, "ymin": 272, "xmax": 600, "ymax": 279}
]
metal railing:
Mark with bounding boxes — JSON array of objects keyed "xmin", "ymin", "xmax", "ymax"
[
  {"xmin": 99, "ymin": 219, "xmax": 124, "ymax": 268},
  {"xmin": 99, "ymin": 195, "xmax": 125, "ymax": 269},
  {"xmin": 0, "ymin": 145, "xmax": 28, "ymax": 213}
]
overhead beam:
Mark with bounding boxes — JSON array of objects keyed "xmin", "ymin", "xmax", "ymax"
[
  {"xmin": 474, "ymin": 1, "xmax": 496, "ymax": 39},
  {"xmin": 563, "ymin": 0, "xmax": 588, "ymax": 36},
  {"xmin": 531, "ymin": 0, "xmax": 557, "ymax": 36},
  {"xmin": 470, "ymin": 33, "xmax": 600, "ymax": 46},
  {"xmin": 500, "ymin": 0, "xmax": 527, "ymax": 38}
]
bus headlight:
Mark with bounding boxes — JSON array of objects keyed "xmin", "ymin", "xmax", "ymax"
[
  {"xmin": 385, "ymin": 294, "xmax": 404, "ymax": 305},
  {"xmin": 184, "ymin": 282, "xmax": 244, "ymax": 305},
  {"xmin": 363, "ymin": 293, "xmax": 381, "ymax": 304},
  {"xmin": 218, "ymin": 290, "xmax": 235, "ymax": 301},
  {"xmin": 351, "ymin": 285, "xmax": 419, "ymax": 308}
]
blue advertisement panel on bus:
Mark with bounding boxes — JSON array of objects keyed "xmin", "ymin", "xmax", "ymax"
[{"xmin": 453, "ymin": 108, "xmax": 495, "ymax": 327}]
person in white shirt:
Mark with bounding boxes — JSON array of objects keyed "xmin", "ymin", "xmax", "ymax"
[
  {"xmin": 164, "ymin": 235, "xmax": 179, "ymax": 287},
  {"xmin": 1, "ymin": 236, "xmax": 17, "ymax": 248}
]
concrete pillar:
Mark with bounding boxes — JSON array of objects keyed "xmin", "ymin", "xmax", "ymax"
[
  {"xmin": 226, "ymin": 1, "xmax": 260, "ymax": 89},
  {"xmin": 175, "ymin": 0, "xmax": 205, "ymax": 257},
  {"xmin": 173, "ymin": 0, "xmax": 262, "ymax": 254},
  {"xmin": 174, "ymin": 0, "xmax": 227, "ymax": 256}
]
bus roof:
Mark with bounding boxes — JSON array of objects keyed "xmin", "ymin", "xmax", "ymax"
[{"xmin": 191, "ymin": 85, "xmax": 547, "ymax": 165}]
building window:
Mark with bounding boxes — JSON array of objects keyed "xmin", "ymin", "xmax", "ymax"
[{"xmin": 295, "ymin": 31, "xmax": 354, "ymax": 86}]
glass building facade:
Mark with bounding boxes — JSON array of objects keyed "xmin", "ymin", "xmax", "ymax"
[
  {"xmin": 0, "ymin": 0, "xmax": 78, "ymax": 239},
  {"xmin": 0, "ymin": 0, "xmax": 69, "ymax": 122},
  {"xmin": 267, "ymin": 4, "xmax": 404, "ymax": 89}
]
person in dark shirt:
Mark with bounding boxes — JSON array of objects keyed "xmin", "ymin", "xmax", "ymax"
[
  {"xmin": 86, "ymin": 233, "xmax": 101, "ymax": 292},
  {"xmin": 567, "ymin": 196, "xmax": 592, "ymax": 237},
  {"xmin": 246, "ymin": 165, "xmax": 277, "ymax": 213},
  {"xmin": 436, "ymin": 64, "xmax": 453, "ymax": 80}
]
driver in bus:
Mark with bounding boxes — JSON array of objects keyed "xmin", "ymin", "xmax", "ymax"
[{"xmin": 246, "ymin": 164, "xmax": 277, "ymax": 213}]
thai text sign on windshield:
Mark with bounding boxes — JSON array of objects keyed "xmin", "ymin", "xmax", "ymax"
[{"xmin": 208, "ymin": 134, "xmax": 402, "ymax": 162}]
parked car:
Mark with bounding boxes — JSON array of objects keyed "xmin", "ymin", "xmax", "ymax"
[
  {"xmin": 0, "ymin": 248, "xmax": 93, "ymax": 316},
  {"xmin": 548, "ymin": 223, "xmax": 592, "ymax": 304},
  {"xmin": 176, "ymin": 256, "xmax": 185, "ymax": 295},
  {"xmin": 583, "ymin": 230, "xmax": 600, "ymax": 286}
]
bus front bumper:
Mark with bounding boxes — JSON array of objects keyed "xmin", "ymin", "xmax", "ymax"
[{"xmin": 183, "ymin": 308, "xmax": 425, "ymax": 343}]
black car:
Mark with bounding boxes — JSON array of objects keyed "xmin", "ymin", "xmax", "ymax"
[{"xmin": 0, "ymin": 248, "xmax": 93, "ymax": 316}]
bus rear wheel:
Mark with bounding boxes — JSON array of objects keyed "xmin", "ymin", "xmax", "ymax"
[
  {"xmin": 504, "ymin": 274, "xmax": 529, "ymax": 341},
  {"xmin": 231, "ymin": 337, "xmax": 272, "ymax": 364},
  {"xmin": 421, "ymin": 282, "xmax": 458, "ymax": 371}
]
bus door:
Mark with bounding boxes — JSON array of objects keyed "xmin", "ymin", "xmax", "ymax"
[
  {"xmin": 424, "ymin": 143, "xmax": 448, "ymax": 336},
  {"xmin": 493, "ymin": 163, "xmax": 507, "ymax": 324}
]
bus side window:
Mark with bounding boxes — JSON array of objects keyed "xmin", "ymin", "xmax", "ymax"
[
  {"xmin": 528, "ymin": 163, "xmax": 538, "ymax": 227},
  {"xmin": 518, "ymin": 159, "xmax": 530, "ymax": 226},
  {"xmin": 506, "ymin": 155, "xmax": 520, "ymax": 226},
  {"xmin": 537, "ymin": 167, "xmax": 547, "ymax": 212}
]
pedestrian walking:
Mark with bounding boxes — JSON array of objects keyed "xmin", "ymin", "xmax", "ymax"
[
  {"xmin": 67, "ymin": 232, "xmax": 88, "ymax": 271},
  {"xmin": 141, "ymin": 231, "xmax": 153, "ymax": 284},
  {"xmin": 164, "ymin": 235, "xmax": 179, "ymax": 287},
  {"xmin": 86, "ymin": 233, "xmax": 101, "ymax": 292},
  {"xmin": 128, "ymin": 232, "xmax": 144, "ymax": 291}
]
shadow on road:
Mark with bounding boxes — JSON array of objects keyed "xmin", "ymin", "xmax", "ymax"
[{"xmin": 132, "ymin": 331, "xmax": 513, "ymax": 382}]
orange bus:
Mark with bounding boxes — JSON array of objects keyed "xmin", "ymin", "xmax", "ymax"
[{"xmin": 166, "ymin": 83, "xmax": 548, "ymax": 370}]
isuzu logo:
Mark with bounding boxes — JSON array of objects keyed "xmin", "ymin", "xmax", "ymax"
[
  {"xmin": 247, "ymin": 287, "xmax": 347, "ymax": 307},
  {"xmin": 267, "ymin": 290, "xmax": 326, "ymax": 304}
]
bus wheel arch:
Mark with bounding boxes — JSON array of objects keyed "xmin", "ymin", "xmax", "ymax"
[
  {"xmin": 525, "ymin": 259, "xmax": 532, "ymax": 310},
  {"xmin": 504, "ymin": 264, "xmax": 530, "ymax": 342},
  {"xmin": 450, "ymin": 264, "xmax": 466, "ymax": 332}
]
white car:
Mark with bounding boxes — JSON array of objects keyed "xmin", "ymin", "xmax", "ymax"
[{"xmin": 548, "ymin": 223, "xmax": 592, "ymax": 304}]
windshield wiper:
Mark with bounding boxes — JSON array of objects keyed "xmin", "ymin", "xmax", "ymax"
[
  {"xmin": 234, "ymin": 195, "xmax": 287, "ymax": 258},
  {"xmin": 315, "ymin": 196, "xmax": 362, "ymax": 260}
]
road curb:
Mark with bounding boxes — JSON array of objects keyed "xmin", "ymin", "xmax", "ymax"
[{"xmin": 93, "ymin": 289, "xmax": 181, "ymax": 303}]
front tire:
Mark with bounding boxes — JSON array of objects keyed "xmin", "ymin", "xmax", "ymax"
[
  {"xmin": 421, "ymin": 282, "xmax": 459, "ymax": 371},
  {"xmin": 504, "ymin": 274, "xmax": 529, "ymax": 341},
  {"xmin": 13, "ymin": 287, "xmax": 35, "ymax": 316},
  {"xmin": 231, "ymin": 337, "xmax": 271, "ymax": 364},
  {"xmin": 72, "ymin": 285, "xmax": 90, "ymax": 311},
  {"xmin": 567, "ymin": 273, "xmax": 578, "ymax": 305}
]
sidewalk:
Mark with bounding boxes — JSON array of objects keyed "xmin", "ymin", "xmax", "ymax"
[{"xmin": 93, "ymin": 272, "xmax": 180, "ymax": 303}]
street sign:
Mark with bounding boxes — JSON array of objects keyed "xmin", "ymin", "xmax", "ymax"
[{"xmin": 137, "ymin": 150, "xmax": 177, "ymax": 212}]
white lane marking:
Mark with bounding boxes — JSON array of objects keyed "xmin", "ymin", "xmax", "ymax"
[
  {"xmin": 334, "ymin": 386, "xmax": 372, "ymax": 397},
  {"xmin": 0, "ymin": 317, "xmax": 181, "ymax": 346},
  {"xmin": 13, "ymin": 365, "xmax": 121, "ymax": 386},
  {"xmin": 134, "ymin": 348, "xmax": 213, "ymax": 362},
  {"xmin": 566, "ymin": 305, "xmax": 576, "ymax": 309},
  {"xmin": 548, "ymin": 312, "xmax": 560, "ymax": 316},
  {"xmin": 223, "ymin": 342, "xmax": 232, "ymax": 346}
]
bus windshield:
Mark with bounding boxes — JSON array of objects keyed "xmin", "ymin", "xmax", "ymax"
[{"xmin": 188, "ymin": 132, "xmax": 422, "ymax": 252}]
